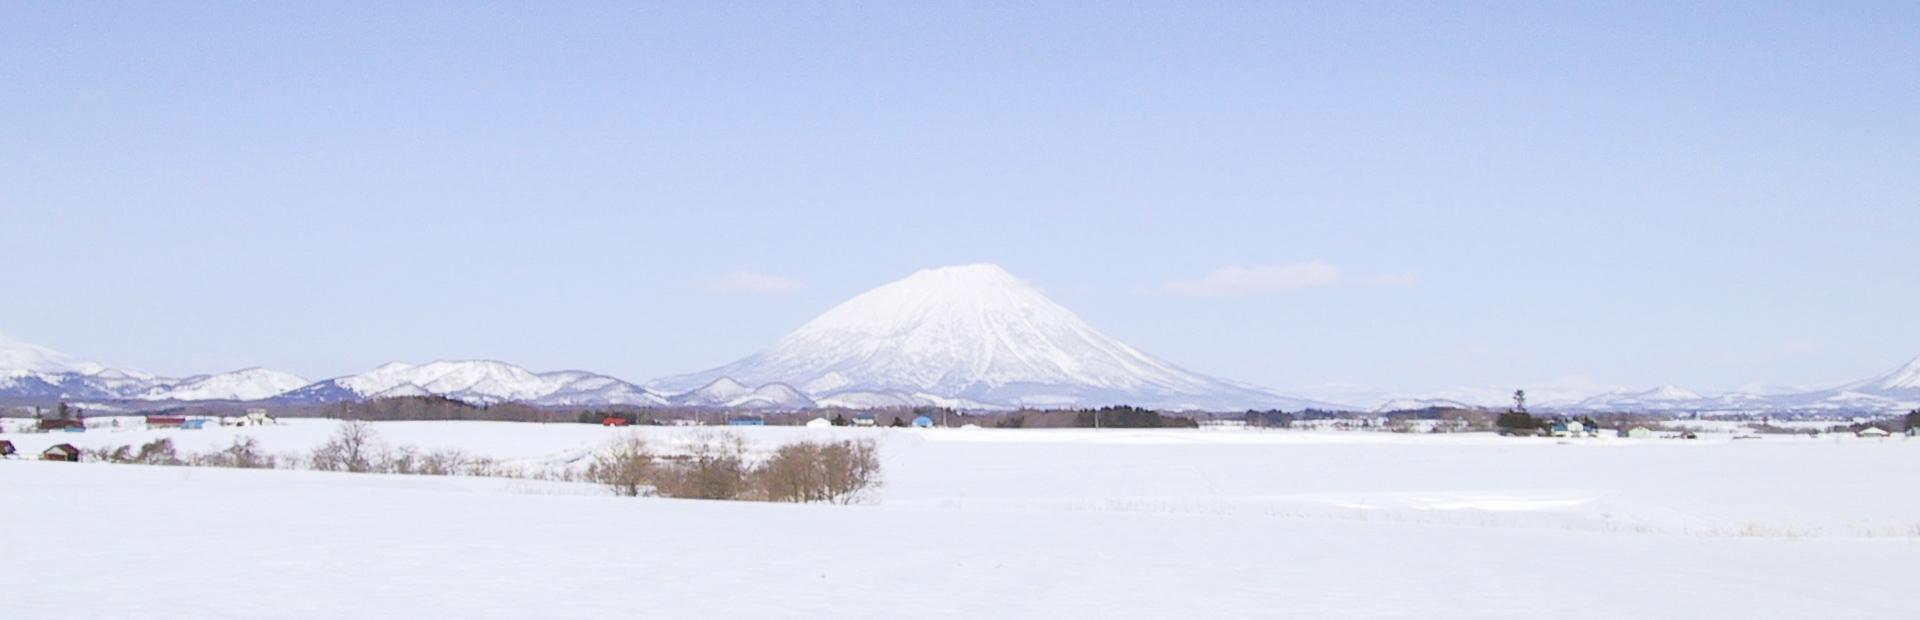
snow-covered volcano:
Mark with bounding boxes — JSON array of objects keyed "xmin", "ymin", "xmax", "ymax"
[{"xmin": 653, "ymin": 264, "xmax": 1314, "ymax": 410}]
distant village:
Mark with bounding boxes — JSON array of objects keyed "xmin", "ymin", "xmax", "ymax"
[{"xmin": 4, "ymin": 392, "xmax": 1915, "ymax": 457}]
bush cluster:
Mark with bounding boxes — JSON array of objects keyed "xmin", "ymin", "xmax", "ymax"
[
  {"xmin": 83, "ymin": 421, "xmax": 517, "ymax": 478},
  {"xmin": 309, "ymin": 421, "xmax": 497, "ymax": 476},
  {"xmin": 87, "ymin": 437, "xmax": 282, "ymax": 469},
  {"xmin": 585, "ymin": 431, "xmax": 883, "ymax": 504}
]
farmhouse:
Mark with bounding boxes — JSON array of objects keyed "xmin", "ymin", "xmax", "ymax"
[{"xmin": 42, "ymin": 444, "xmax": 82, "ymax": 462}]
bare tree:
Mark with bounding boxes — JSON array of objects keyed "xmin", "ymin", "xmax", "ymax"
[
  {"xmin": 311, "ymin": 420, "xmax": 381, "ymax": 472},
  {"xmin": 586, "ymin": 434, "xmax": 656, "ymax": 496},
  {"xmin": 755, "ymin": 438, "xmax": 883, "ymax": 504},
  {"xmin": 818, "ymin": 438, "xmax": 882, "ymax": 504},
  {"xmin": 757, "ymin": 441, "xmax": 827, "ymax": 503},
  {"xmin": 417, "ymin": 448, "xmax": 473, "ymax": 476}
]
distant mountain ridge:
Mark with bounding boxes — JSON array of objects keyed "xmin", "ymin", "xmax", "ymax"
[
  {"xmin": 1, "ymin": 333, "xmax": 309, "ymax": 403},
  {"xmin": 277, "ymin": 360, "xmax": 670, "ymax": 407},
  {"xmin": 1349, "ymin": 357, "xmax": 1920, "ymax": 415},
  {"xmin": 5, "ymin": 307, "xmax": 1919, "ymax": 414}
]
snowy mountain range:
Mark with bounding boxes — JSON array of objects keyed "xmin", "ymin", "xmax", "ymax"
[
  {"xmin": 651, "ymin": 264, "xmax": 1324, "ymax": 411},
  {"xmin": 0, "ymin": 332, "xmax": 308, "ymax": 403},
  {"xmin": 276, "ymin": 361, "xmax": 670, "ymax": 407},
  {"xmin": 4, "ymin": 263, "xmax": 1919, "ymax": 415},
  {"xmin": 1311, "ymin": 357, "xmax": 1920, "ymax": 415}
]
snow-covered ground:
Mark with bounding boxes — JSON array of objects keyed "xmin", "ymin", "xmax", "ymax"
[{"xmin": 4, "ymin": 421, "xmax": 1917, "ymax": 618}]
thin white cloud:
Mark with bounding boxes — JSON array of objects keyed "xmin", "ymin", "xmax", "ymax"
[
  {"xmin": 1164, "ymin": 262, "xmax": 1341, "ymax": 297},
  {"xmin": 703, "ymin": 272, "xmax": 802, "ymax": 295}
]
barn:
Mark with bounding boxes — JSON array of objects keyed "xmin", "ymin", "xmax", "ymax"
[{"xmin": 42, "ymin": 444, "xmax": 82, "ymax": 462}]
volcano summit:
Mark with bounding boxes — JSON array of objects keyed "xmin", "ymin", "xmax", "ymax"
[{"xmin": 653, "ymin": 264, "xmax": 1314, "ymax": 410}]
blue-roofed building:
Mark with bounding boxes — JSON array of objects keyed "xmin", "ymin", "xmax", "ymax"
[
  {"xmin": 728, "ymin": 417, "xmax": 766, "ymax": 426},
  {"xmin": 911, "ymin": 415, "xmax": 934, "ymax": 428}
]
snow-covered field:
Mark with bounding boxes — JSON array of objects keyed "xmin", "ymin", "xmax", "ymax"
[{"xmin": 4, "ymin": 421, "xmax": 1917, "ymax": 618}]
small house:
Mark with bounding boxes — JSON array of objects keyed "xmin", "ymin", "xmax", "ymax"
[
  {"xmin": 232, "ymin": 410, "xmax": 275, "ymax": 427},
  {"xmin": 727, "ymin": 417, "xmax": 766, "ymax": 426},
  {"xmin": 0, "ymin": 439, "xmax": 15, "ymax": 457},
  {"xmin": 146, "ymin": 416, "xmax": 187, "ymax": 429},
  {"xmin": 42, "ymin": 443, "xmax": 82, "ymax": 462},
  {"xmin": 852, "ymin": 414, "xmax": 877, "ymax": 427},
  {"xmin": 1620, "ymin": 426, "xmax": 1654, "ymax": 439},
  {"xmin": 1856, "ymin": 426, "xmax": 1891, "ymax": 438},
  {"xmin": 804, "ymin": 417, "xmax": 832, "ymax": 428},
  {"xmin": 181, "ymin": 419, "xmax": 209, "ymax": 430},
  {"xmin": 601, "ymin": 417, "xmax": 632, "ymax": 427},
  {"xmin": 911, "ymin": 415, "xmax": 935, "ymax": 428}
]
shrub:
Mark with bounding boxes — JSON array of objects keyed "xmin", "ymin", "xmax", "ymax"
[
  {"xmin": 134, "ymin": 438, "xmax": 182, "ymax": 465},
  {"xmin": 416, "ymin": 448, "xmax": 475, "ymax": 476},
  {"xmin": 86, "ymin": 444, "xmax": 134, "ymax": 463},
  {"xmin": 653, "ymin": 432, "xmax": 750, "ymax": 500},
  {"xmin": 194, "ymin": 436, "xmax": 273, "ymax": 468}
]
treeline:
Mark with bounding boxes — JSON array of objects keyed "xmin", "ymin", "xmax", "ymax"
[
  {"xmin": 984, "ymin": 405, "xmax": 1199, "ymax": 429},
  {"xmin": 316, "ymin": 396, "xmax": 564, "ymax": 423},
  {"xmin": 76, "ymin": 421, "xmax": 884, "ymax": 504},
  {"xmin": 85, "ymin": 424, "xmax": 521, "ymax": 477},
  {"xmin": 86, "ymin": 437, "xmax": 283, "ymax": 469}
]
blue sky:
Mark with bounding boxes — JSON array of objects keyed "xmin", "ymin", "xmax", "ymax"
[{"xmin": 2, "ymin": 2, "xmax": 1915, "ymax": 395}]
